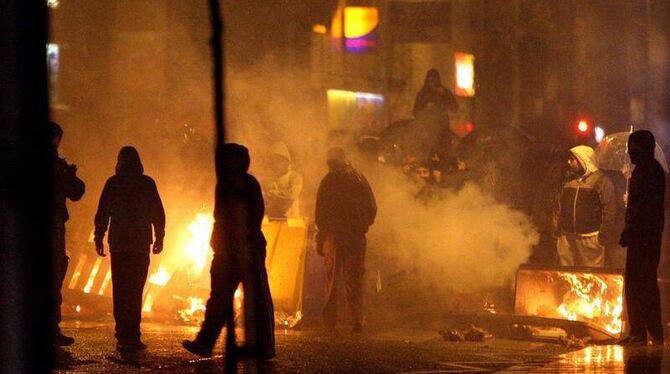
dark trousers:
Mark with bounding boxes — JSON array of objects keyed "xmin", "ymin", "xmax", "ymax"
[
  {"xmin": 625, "ymin": 237, "xmax": 664, "ymax": 340},
  {"xmin": 322, "ymin": 233, "xmax": 366, "ymax": 328},
  {"xmin": 51, "ymin": 225, "xmax": 68, "ymax": 337},
  {"xmin": 197, "ymin": 253, "xmax": 275, "ymax": 355},
  {"xmin": 110, "ymin": 250, "xmax": 149, "ymax": 344}
]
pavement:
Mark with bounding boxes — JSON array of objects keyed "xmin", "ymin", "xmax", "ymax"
[{"xmin": 50, "ymin": 320, "xmax": 670, "ymax": 373}]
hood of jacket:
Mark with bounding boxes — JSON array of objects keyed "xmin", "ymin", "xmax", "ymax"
[{"xmin": 570, "ymin": 145, "xmax": 598, "ymax": 177}]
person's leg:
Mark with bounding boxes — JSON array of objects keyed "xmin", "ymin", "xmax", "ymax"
[
  {"xmin": 242, "ymin": 259, "xmax": 275, "ymax": 358},
  {"xmin": 556, "ymin": 234, "xmax": 576, "ymax": 266},
  {"xmin": 624, "ymin": 246, "xmax": 647, "ymax": 340},
  {"xmin": 576, "ymin": 235, "xmax": 604, "ymax": 267},
  {"xmin": 196, "ymin": 255, "xmax": 239, "ymax": 350},
  {"xmin": 643, "ymin": 241, "xmax": 663, "ymax": 342},
  {"xmin": 126, "ymin": 251, "xmax": 149, "ymax": 344},
  {"xmin": 322, "ymin": 234, "xmax": 340, "ymax": 329},
  {"xmin": 111, "ymin": 251, "xmax": 136, "ymax": 345},
  {"xmin": 51, "ymin": 225, "xmax": 68, "ymax": 340},
  {"xmin": 343, "ymin": 235, "xmax": 366, "ymax": 331}
]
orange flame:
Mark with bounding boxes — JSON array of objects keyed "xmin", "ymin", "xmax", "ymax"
[{"xmin": 556, "ymin": 273, "xmax": 623, "ymax": 334}]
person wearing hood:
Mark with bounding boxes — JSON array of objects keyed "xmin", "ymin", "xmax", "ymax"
[
  {"xmin": 555, "ymin": 145, "xmax": 617, "ymax": 267},
  {"xmin": 412, "ymin": 69, "xmax": 459, "ymax": 158},
  {"xmin": 265, "ymin": 142, "xmax": 303, "ymax": 219},
  {"xmin": 183, "ymin": 143, "xmax": 275, "ymax": 360},
  {"xmin": 412, "ymin": 68, "xmax": 459, "ymax": 118},
  {"xmin": 50, "ymin": 121, "xmax": 85, "ymax": 347},
  {"xmin": 94, "ymin": 146, "xmax": 165, "ymax": 352},
  {"xmin": 316, "ymin": 147, "xmax": 377, "ymax": 333},
  {"xmin": 618, "ymin": 130, "xmax": 665, "ymax": 346}
]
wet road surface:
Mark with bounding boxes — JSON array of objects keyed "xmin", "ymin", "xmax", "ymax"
[{"xmin": 54, "ymin": 321, "xmax": 669, "ymax": 373}]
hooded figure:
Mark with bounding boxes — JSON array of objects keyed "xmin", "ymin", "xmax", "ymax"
[
  {"xmin": 555, "ymin": 145, "xmax": 617, "ymax": 267},
  {"xmin": 94, "ymin": 146, "xmax": 165, "ymax": 352},
  {"xmin": 183, "ymin": 143, "xmax": 275, "ymax": 360},
  {"xmin": 618, "ymin": 130, "xmax": 665, "ymax": 345},
  {"xmin": 411, "ymin": 69, "xmax": 459, "ymax": 160},
  {"xmin": 265, "ymin": 142, "xmax": 303, "ymax": 219},
  {"xmin": 50, "ymin": 121, "xmax": 85, "ymax": 346},
  {"xmin": 316, "ymin": 147, "xmax": 377, "ymax": 333},
  {"xmin": 412, "ymin": 68, "xmax": 459, "ymax": 118}
]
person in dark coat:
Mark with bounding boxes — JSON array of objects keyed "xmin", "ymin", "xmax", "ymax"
[
  {"xmin": 183, "ymin": 143, "xmax": 275, "ymax": 360},
  {"xmin": 618, "ymin": 130, "xmax": 666, "ymax": 345},
  {"xmin": 50, "ymin": 121, "xmax": 85, "ymax": 346},
  {"xmin": 316, "ymin": 147, "xmax": 377, "ymax": 333},
  {"xmin": 412, "ymin": 68, "xmax": 459, "ymax": 118},
  {"xmin": 94, "ymin": 146, "xmax": 165, "ymax": 352},
  {"xmin": 411, "ymin": 69, "xmax": 459, "ymax": 160}
]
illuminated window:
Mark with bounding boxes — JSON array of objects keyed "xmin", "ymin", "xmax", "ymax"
[
  {"xmin": 331, "ymin": 6, "xmax": 379, "ymax": 53},
  {"xmin": 327, "ymin": 89, "xmax": 385, "ymax": 134},
  {"xmin": 47, "ymin": 0, "xmax": 59, "ymax": 8},
  {"xmin": 454, "ymin": 52, "xmax": 475, "ymax": 97},
  {"xmin": 47, "ymin": 43, "xmax": 60, "ymax": 104}
]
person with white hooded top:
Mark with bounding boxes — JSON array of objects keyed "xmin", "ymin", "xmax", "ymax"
[{"xmin": 555, "ymin": 145, "xmax": 617, "ymax": 267}]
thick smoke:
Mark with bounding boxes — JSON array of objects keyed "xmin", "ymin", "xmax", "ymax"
[{"xmin": 365, "ymin": 166, "xmax": 538, "ymax": 293}]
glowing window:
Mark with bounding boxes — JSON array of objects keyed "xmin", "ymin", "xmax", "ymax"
[
  {"xmin": 454, "ymin": 52, "xmax": 475, "ymax": 97},
  {"xmin": 331, "ymin": 6, "xmax": 379, "ymax": 53},
  {"xmin": 47, "ymin": 0, "xmax": 59, "ymax": 8}
]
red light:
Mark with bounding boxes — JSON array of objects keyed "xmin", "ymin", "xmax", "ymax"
[{"xmin": 577, "ymin": 120, "xmax": 589, "ymax": 133}]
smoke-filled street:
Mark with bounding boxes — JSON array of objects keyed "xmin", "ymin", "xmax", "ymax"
[{"xmin": 4, "ymin": 0, "xmax": 670, "ymax": 372}]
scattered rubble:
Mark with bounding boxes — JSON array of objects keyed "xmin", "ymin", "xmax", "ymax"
[{"xmin": 439, "ymin": 325, "xmax": 493, "ymax": 342}]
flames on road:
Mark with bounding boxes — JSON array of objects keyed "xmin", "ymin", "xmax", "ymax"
[{"xmin": 515, "ymin": 266, "xmax": 624, "ymax": 336}]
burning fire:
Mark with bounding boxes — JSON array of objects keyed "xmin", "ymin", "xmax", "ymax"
[
  {"xmin": 148, "ymin": 265, "xmax": 172, "ymax": 286},
  {"xmin": 183, "ymin": 213, "xmax": 214, "ymax": 276},
  {"xmin": 556, "ymin": 273, "xmax": 623, "ymax": 335}
]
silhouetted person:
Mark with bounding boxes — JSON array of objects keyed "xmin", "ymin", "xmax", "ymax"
[
  {"xmin": 556, "ymin": 145, "xmax": 617, "ymax": 267},
  {"xmin": 316, "ymin": 147, "xmax": 376, "ymax": 333},
  {"xmin": 619, "ymin": 130, "xmax": 665, "ymax": 346},
  {"xmin": 50, "ymin": 121, "xmax": 85, "ymax": 346},
  {"xmin": 412, "ymin": 68, "xmax": 458, "ymax": 118},
  {"xmin": 183, "ymin": 143, "xmax": 275, "ymax": 360},
  {"xmin": 411, "ymin": 69, "xmax": 459, "ymax": 159},
  {"xmin": 94, "ymin": 146, "xmax": 165, "ymax": 352}
]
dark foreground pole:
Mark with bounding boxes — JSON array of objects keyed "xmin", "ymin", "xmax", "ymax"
[
  {"xmin": 0, "ymin": 0, "xmax": 53, "ymax": 372},
  {"xmin": 208, "ymin": 0, "xmax": 237, "ymax": 358}
]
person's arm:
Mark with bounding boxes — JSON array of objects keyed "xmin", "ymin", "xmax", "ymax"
[
  {"xmin": 93, "ymin": 179, "xmax": 112, "ymax": 255},
  {"xmin": 63, "ymin": 160, "xmax": 85, "ymax": 201},
  {"xmin": 149, "ymin": 179, "xmax": 166, "ymax": 253},
  {"xmin": 360, "ymin": 174, "xmax": 377, "ymax": 227}
]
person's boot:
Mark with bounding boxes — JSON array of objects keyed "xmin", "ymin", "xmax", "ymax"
[
  {"xmin": 53, "ymin": 331, "xmax": 75, "ymax": 346},
  {"xmin": 182, "ymin": 339, "xmax": 213, "ymax": 358}
]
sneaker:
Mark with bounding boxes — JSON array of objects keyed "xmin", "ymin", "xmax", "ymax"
[
  {"xmin": 53, "ymin": 331, "xmax": 75, "ymax": 346},
  {"xmin": 182, "ymin": 339, "xmax": 212, "ymax": 358},
  {"xmin": 618, "ymin": 335, "xmax": 647, "ymax": 346}
]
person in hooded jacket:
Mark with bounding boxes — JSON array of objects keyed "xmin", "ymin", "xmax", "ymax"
[
  {"xmin": 555, "ymin": 145, "xmax": 617, "ymax": 267},
  {"xmin": 412, "ymin": 69, "xmax": 459, "ymax": 159},
  {"xmin": 183, "ymin": 143, "xmax": 275, "ymax": 360},
  {"xmin": 94, "ymin": 146, "xmax": 165, "ymax": 352},
  {"xmin": 50, "ymin": 121, "xmax": 85, "ymax": 346},
  {"xmin": 265, "ymin": 141, "xmax": 303, "ymax": 219},
  {"xmin": 618, "ymin": 130, "xmax": 666, "ymax": 346},
  {"xmin": 316, "ymin": 147, "xmax": 377, "ymax": 333}
]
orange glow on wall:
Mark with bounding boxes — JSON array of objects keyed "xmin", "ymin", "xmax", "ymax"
[{"xmin": 454, "ymin": 52, "xmax": 475, "ymax": 97}]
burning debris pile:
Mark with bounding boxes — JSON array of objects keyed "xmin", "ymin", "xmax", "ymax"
[{"xmin": 514, "ymin": 265, "xmax": 624, "ymax": 337}]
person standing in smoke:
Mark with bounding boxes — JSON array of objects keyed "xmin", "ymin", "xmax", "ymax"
[
  {"xmin": 411, "ymin": 69, "xmax": 459, "ymax": 162},
  {"xmin": 94, "ymin": 146, "xmax": 165, "ymax": 352},
  {"xmin": 50, "ymin": 121, "xmax": 85, "ymax": 346},
  {"xmin": 183, "ymin": 143, "xmax": 275, "ymax": 360},
  {"xmin": 618, "ymin": 130, "xmax": 666, "ymax": 346},
  {"xmin": 265, "ymin": 141, "xmax": 303, "ymax": 219},
  {"xmin": 555, "ymin": 145, "xmax": 617, "ymax": 267},
  {"xmin": 316, "ymin": 147, "xmax": 377, "ymax": 333}
]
